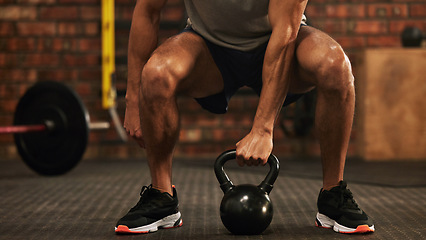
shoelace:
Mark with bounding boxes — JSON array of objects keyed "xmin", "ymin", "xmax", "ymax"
[
  {"xmin": 130, "ymin": 185, "xmax": 154, "ymax": 211},
  {"xmin": 140, "ymin": 185, "xmax": 151, "ymax": 197},
  {"xmin": 340, "ymin": 186, "xmax": 360, "ymax": 210}
]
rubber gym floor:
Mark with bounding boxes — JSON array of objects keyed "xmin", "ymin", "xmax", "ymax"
[{"xmin": 1, "ymin": 156, "xmax": 425, "ymax": 240}]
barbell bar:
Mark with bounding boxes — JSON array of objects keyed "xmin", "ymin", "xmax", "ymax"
[
  {"xmin": 0, "ymin": 122, "xmax": 110, "ymax": 134},
  {"xmin": 1, "ymin": 81, "xmax": 111, "ymax": 176},
  {"xmin": 0, "ymin": 124, "xmax": 47, "ymax": 134}
]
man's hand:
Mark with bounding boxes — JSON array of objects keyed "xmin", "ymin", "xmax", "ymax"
[
  {"xmin": 235, "ymin": 129, "xmax": 273, "ymax": 167},
  {"xmin": 123, "ymin": 98, "xmax": 145, "ymax": 148}
]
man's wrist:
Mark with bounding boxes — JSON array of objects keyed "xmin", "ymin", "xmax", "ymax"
[
  {"xmin": 252, "ymin": 121, "xmax": 274, "ymax": 136},
  {"xmin": 125, "ymin": 92, "xmax": 139, "ymax": 104}
]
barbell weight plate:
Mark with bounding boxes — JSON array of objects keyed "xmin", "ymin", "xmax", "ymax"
[{"xmin": 13, "ymin": 81, "xmax": 90, "ymax": 175}]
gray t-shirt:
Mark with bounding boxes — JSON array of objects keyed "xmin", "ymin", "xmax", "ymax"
[{"xmin": 184, "ymin": 0, "xmax": 306, "ymax": 52}]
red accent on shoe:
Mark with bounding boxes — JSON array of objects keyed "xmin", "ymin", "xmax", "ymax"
[
  {"xmin": 315, "ymin": 222, "xmax": 332, "ymax": 229},
  {"xmin": 340, "ymin": 225, "xmax": 374, "ymax": 234},
  {"xmin": 115, "ymin": 225, "xmax": 149, "ymax": 234}
]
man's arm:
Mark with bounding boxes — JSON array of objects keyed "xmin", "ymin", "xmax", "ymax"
[
  {"xmin": 236, "ymin": 0, "xmax": 308, "ymax": 166},
  {"xmin": 124, "ymin": 0, "xmax": 167, "ymax": 146}
]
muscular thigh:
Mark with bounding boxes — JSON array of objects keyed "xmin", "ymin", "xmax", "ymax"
[
  {"xmin": 146, "ymin": 31, "xmax": 223, "ymax": 98},
  {"xmin": 289, "ymin": 26, "xmax": 346, "ymax": 93}
]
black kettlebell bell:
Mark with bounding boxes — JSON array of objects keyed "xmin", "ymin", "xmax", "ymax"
[
  {"xmin": 214, "ymin": 149, "xmax": 280, "ymax": 235},
  {"xmin": 401, "ymin": 26, "xmax": 424, "ymax": 47}
]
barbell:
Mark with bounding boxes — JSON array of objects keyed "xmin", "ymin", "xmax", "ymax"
[{"xmin": 0, "ymin": 81, "xmax": 111, "ymax": 175}]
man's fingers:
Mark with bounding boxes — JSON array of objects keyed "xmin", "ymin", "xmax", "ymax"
[
  {"xmin": 133, "ymin": 136, "xmax": 145, "ymax": 148},
  {"xmin": 136, "ymin": 139, "xmax": 145, "ymax": 148},
  {"xmin": 236, "ymin": 154, "xmax": 245, "ymax": 167},
  {"xmin": 124, "ymin": 127, "xmax": 145, "ymax": 148},
  {"xmin": 236, "ymin": 152, "xmax": 263, "ymax": 167},
  {"xmin": 253, "ymin": 159, "xmax": 260, "ymax": 166},
  {"xmin": 133, "ymin": 129, "xmax": 145, "ymax": 148}
]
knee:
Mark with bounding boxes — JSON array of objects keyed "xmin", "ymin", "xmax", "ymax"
[
  {"xmin": 140, "ymin": 57, "xmax": 183, "ymax": 102},
  {"xmin": 316, "ymin": 47, "xmax": 354, "ymax": 98}
]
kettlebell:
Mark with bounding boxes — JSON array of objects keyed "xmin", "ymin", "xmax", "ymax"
[
  {"xmin": 214, "ymin": 149, "xmax": 280, "ymax": 235},
  {"xmin": 401, "ymin": 26, "xmax": 424, "ymax": 47}
]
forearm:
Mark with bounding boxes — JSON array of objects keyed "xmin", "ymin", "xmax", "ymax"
[
  {"xmin": 126, "ymin": 1, "xmax": 164, "ymax": 102},
  {"xmin": 253, "ymin": 0, "xmax": 307, "ymax": 134},
  {"xmin": 235, "ymin": 39, "xmax": 296, "ymax": 165},
  {"xmin": 253, "ymin": 33, "xmax": 297, "ymax": 134}
]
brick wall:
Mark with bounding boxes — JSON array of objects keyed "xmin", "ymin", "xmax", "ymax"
[
  {"xmin": 0, "ymin": 0, "xmax": 425, "ymax": 161},
  {"xmin": 305, "ymin": 0, "xmax": 426, "ymax": 56}
]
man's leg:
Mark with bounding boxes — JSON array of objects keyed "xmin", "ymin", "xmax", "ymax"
[
  {"xmin": 139, "ymin": 32, "xmax": 224, "ymax": 195},
  {"xmin": 115, "ymin": 32, "xmax": 223, "ymax": 234},
  {"xmin": 290, "ymin": 26, "xmax": 354, "ymax": 191},
  {"xmin": 290, "ymin": 26, "xmax": 374, "ymax": 233}
]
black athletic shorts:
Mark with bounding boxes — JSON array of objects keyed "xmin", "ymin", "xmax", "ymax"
[{"xmin": 182, "ymin": 26, "xmax": 306, "ymax": 114}]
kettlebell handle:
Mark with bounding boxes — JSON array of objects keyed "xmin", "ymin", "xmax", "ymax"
[{"xmin": 214, "ymin": 149, "xmax": 280, "ymax": 194}]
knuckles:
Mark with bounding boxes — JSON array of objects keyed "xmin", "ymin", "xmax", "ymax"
[{"xmin": 236, "ymin": 152, "xmax": 267, "ymax": 167}]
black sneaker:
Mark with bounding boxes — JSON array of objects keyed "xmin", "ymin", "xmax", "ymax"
[
  {"xmin": 115, "ymin": 185, "xmax": 183, "ymax": 234},
  {"xmin": 315, "ymin": 181, "xmax": 374, "ymax": 234}
]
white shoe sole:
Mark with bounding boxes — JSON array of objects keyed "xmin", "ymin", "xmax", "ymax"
[
  {"xmin": 315, "ymin": 212, "xmax": 374, "ymax": 234},
  {"xmin": 115, "ymin": 212, "xmax": 182, "ymax": 234}
]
